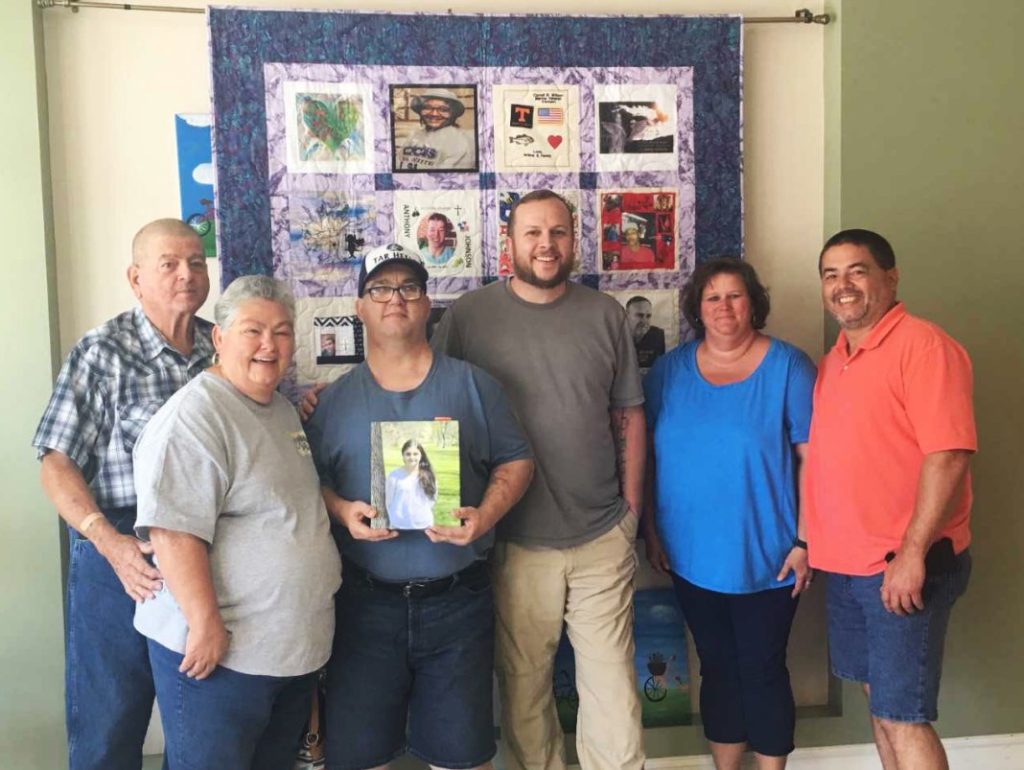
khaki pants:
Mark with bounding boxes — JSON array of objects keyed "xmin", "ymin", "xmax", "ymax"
[{"xmin": 493, "ymin": 515, "xmax": 645, "ymax": 770}]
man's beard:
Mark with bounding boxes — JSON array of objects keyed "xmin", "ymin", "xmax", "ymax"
[{"xmin": 512, "ymin": 253, "xmax": 573, "ymax": 289}]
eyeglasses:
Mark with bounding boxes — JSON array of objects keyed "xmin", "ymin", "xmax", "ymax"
[{"xmin": 365, "ymin": 283, "xmax": 425, "ymax": 303}]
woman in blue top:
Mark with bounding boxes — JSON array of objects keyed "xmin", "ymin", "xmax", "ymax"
[{"xmin": 643, "ymin": 258, "xmax": 816, "ymax": 769}]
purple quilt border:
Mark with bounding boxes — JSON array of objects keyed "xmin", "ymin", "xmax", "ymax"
[{"xmin": 209, "ymin": 9, "xmax": 741, "ymax": 286}]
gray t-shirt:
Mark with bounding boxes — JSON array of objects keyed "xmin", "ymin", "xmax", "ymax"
[
  {"xmin": 132, "ymin": 372, "xmax": 341, "ymax": 677},
  {"xmin": 432, "ymin": 279, "xmax": 644, "ymax": 547}
]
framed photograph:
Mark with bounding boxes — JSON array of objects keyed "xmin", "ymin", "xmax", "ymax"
[
  {"xmin": 492, "ymin": 84, "xmax": 580, "ymax": 173},
  {"xmin": 288, "ymin": 192, "xmax": 375, "ymax": 265},
  {"xmin": 606, "ymin": 288, "xmax": 683, "ymax": 371},
  {"xmin": 390, "ymin": 84, "xmax": 479, "ymax": 172},
  {"xmin": 599, "ymin": 190, "xmax": 678, "ymax": 272},
  {"xmin": 313, "ymin": 314, "xmax": 364, "ymax": 365},
  {"xmin": 283, "ymin": 81, "xmax": 375, "ymax": 174},
  {"xmin": 394, "ymin": 189, "xmax": 481, "ymax": 277},
  {"xmin": 369, "ymin": 420, "xmax": 462, "ymax": 530},
  {"xmin": 595, "ymin": 83, "xmax": 678, "ymax": 173}
]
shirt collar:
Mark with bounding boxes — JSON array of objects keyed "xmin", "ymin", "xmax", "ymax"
[
  {"xmin": 133, "ymin": 306, "xmax": 214, "ymax": 364},
  {"xmin": 832, "ymin": 302, "xmax": 907, "ymax": 360}
]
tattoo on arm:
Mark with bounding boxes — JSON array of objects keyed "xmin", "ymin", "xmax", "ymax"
[
  {"xmin": 610, "ymin": 406, "xmax": 646, "ymax": 513},
  {"xmin": 477, "ymin": 459, "xmax": 533, "ymax": 530}
]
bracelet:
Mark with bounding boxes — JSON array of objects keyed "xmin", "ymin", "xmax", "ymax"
[
  {"xmin": 793, "ymin": 537, "xmax": 808, "ymax": 550},
  {"xmin": 78, "ymin": 512, "xmax": 104, "ymax": 537}
]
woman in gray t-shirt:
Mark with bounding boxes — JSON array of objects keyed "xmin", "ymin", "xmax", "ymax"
[{"xmin": 133, "ymin": 276, "xmax": 340, "ymax": 769}]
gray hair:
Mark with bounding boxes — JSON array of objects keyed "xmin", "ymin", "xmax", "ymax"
[{"xmin": 214, "ymin": 275, "xmax": 296, "ymax": 329}]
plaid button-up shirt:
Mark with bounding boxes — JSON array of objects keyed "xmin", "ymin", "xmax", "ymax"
[{"xmin": 33, "ymin": 307, "xmax": 215, "ymax": 512}]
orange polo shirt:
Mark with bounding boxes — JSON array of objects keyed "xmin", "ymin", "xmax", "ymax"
[{"xmin": 805, "ymin": 303, "xmax": 976, "ymax": 575}]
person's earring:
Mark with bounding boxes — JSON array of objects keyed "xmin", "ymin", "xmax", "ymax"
[{"xmin": 211, "ymin": 352, "xmax": 220, "ymax": 365}]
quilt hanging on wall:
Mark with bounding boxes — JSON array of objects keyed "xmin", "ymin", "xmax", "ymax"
[{"xmin": 209, "ymin": 9, "xmax": 742, "ymax": 390}]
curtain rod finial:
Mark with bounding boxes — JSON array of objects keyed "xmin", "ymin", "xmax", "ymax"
[{"xmin": 794, "ymin": 8, "xmax": 831, "ymax": 25}]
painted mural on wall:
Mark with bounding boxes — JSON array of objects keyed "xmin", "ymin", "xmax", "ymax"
[
  {"xmin": 174, "ymin": 114, "xmax": 216, "ymax": 258},
  {"xmin": 554, "ymin": 588, "xmax": 691, "ymax": 730}
]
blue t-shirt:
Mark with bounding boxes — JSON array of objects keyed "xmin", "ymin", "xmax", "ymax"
[
  {"xmin": 644, "ymin": 338, "xmax": 816, "ymax": 593},
  {"xmin": 305, "ymin": 353, "xmax": 531, "ymax": 581}
]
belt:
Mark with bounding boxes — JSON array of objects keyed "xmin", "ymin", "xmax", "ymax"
[{"xmin": 345, "ymin": 559, "xmax": 489, "ymax": 600}]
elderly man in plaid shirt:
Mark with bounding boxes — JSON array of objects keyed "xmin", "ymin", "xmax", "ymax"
[{"xmin": 33, "ymin": 218, "xmax": 213, "ymax": 770}]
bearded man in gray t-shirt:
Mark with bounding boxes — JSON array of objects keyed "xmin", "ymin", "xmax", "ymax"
[{"xmin": 431, "ymin": 190, "xmax": 647, "ymax": 770}]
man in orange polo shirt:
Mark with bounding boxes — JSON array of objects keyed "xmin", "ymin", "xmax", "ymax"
[{"xmin": 805, "ymin": 229, "xmax": 975, "ymax": 770}]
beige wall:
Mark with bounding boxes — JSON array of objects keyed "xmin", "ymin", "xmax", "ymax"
[
  {"xmin": 0, "ymin": 2, "xmax": 66, "ymax": 768},
  {"xmin": 828, "ymin": 0, "xmax": 1024, "ymax": 742},
  {"xmin": 42, "ymin": 0, "xmax": 825, "ymax": 359},
  {"xmin": 38, "ymin": 0, "xmax": 827, "ymax": 762},
  {"xmin": 22, "ymin": 0, "xmax": 1024, "ymax": 765}
]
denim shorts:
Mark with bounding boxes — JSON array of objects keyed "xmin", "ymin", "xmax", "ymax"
[
  {"xmin": 324, "ymin": 563, "xmax": 496, "ymax": 770},
  {"xmin": 148, "ymin": 640, "xmax": 315, "ymax": 770},
  {"xmin": 826, "ymin": 550, "xmax": 971, "ymax": 722}
]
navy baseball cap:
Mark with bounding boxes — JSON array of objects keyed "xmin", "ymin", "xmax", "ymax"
[{"xmin": 357, "ymin": 243, "xmax": 429, "ymax": 296}]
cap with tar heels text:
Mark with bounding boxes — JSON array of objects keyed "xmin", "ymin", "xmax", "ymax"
[{"xmin": 358, "ymin": 243, "xmax": 429, "ymax": 296}]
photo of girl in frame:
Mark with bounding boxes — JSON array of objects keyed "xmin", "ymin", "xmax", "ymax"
[
  {"xmin": 369, "ymin": 420, "xmax": 461, "ymax": 530},
  {"xmin": 390, "ymin": 84, "xmax": 479, "ymax": 173}
]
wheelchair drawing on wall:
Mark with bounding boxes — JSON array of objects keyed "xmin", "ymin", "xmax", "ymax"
[
  {"xmin": 185, "ymin": 197, "xmax": 217, "ymax": 258},
  {"xmin": 644, "ymin": 652, "xmax": 675, "ymax": 702},
  {"xmin": 187, "ymin": 198, "xmax": 216, "ymax": 236}
]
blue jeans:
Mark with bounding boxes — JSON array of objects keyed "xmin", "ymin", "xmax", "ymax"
[
  {"xmin": 671, "ymin": 573, "xmax": 799, "ymax": 757},
  {"xmin": 325, "ymin": 563, "xmax": 496, "ymax": 770},
  {"xmin": 826, "ymin": 549, "xmax": 972, "ymax": 722},
  {"xmin": 65, "ymin": 518, "xmax": 156, "ymax": 770},
  {"xmin": 149, "ymin": 640, "xmax": 315, "ymax": 770}
]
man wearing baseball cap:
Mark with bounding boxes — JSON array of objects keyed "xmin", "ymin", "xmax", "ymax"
[
  {"xmin": 394, "ymin": 87, "xmax": 476, "ymax": 172},
  {"xmin": 305, "ymin": 243, "xmax": 533, "ymax": 770}
]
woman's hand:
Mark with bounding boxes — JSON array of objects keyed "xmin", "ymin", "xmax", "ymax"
[
  {"xmin": 148, "ymin": 528, "xmax": 228, "ymax": 679},
  {"xmin": 180, "ymin": 612, "xmax": 229, "ymax": 680},
  {"xmin": 643, "ymin": 527, "xmax": 671, "ymax": 575},
  {"xmin": 326, "ymin": 495, "xmax": 397, "ymax": 541},
  {"xmin": 777, "ymin": 547, "xmax": 813, "ymax": 598}
]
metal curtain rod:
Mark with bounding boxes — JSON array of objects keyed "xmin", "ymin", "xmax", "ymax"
[{"xmin": 36, "ymin": 1, "xmax": 831, "ymax": 24}]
